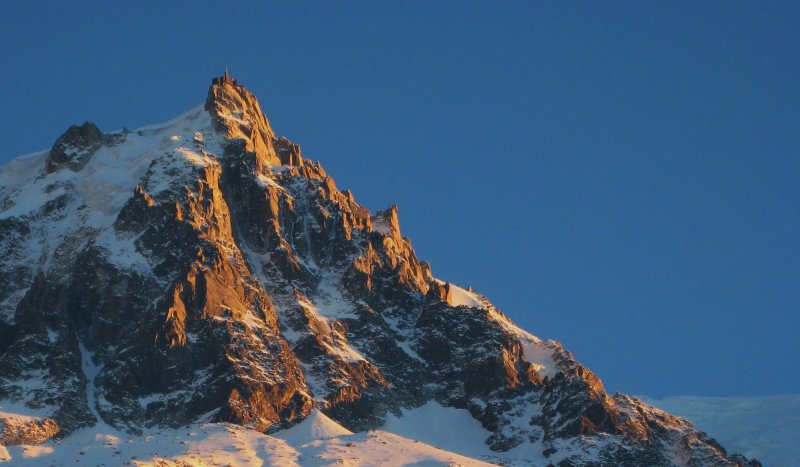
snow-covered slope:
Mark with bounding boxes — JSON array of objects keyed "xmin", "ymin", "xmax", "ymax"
[
  {"xmin": 381, "ymin": 401, "xmax": 552, "ymax": 465},
  {"xmin": 6, "ymin": 395, "xmax": 794, "ymax": 466},
  {"xmin": 0, "ymin": 416, "xmax": 494, "ymax": 466},
  {"xmin": 644, "ymin": 395, "xmax": 800, "ymax": 467},
  {"xmin": 273, "ymin": 409, "xmax": 352, "ymax": 445}
]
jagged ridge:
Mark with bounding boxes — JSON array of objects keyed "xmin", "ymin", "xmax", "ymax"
[{"xmin": 0, "ymin": 75, "xmax": 759, "ymax": 466}]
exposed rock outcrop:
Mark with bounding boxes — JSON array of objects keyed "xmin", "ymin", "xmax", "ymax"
[
  {"xmin": 46, "ymin": 122, "xmax": 104, "ymax": 173},
  {"xmin": 0, "ymin": 414, "xmax": 60, "ymax": 445}
]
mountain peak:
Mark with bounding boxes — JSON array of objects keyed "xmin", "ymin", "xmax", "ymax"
[
  {"xmin": 205, "ymin": 72, "xmax": 280, "ymax": 166},
  {"xmin": 0, "ymin": 76, "xmax": 761, "ymax": 466}
]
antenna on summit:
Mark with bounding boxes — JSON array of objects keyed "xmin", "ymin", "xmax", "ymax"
[{"xmin": 214, "ymin": 68, "xmax": 237, "ymax": 86}]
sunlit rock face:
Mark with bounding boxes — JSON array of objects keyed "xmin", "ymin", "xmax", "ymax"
[{"xmin": 0, "ymin": 75, "xmax": 759, "ymax": 466}]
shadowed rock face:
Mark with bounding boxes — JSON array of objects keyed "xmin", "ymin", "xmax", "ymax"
[
  {"xmin": 46, "ymin": 122, "xmax": 104, "ymax": 173},
  {"xmin": 0, "ymin": 75, "xmax": 759, "ymax": 466}
]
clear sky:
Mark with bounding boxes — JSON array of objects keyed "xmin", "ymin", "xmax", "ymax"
[{"xmin": 1, "ymin": 2, "xmax": 797, "ymax": 398}]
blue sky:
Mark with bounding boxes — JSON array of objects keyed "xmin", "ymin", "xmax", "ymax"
[{"xmin": 1, "ymin": 2, "xmax": 797, "ymax": 398}]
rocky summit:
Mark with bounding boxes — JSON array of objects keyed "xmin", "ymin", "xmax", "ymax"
[{"xmin": 0, "ymin": 75, "xmax": 759, "ymax": 466}]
